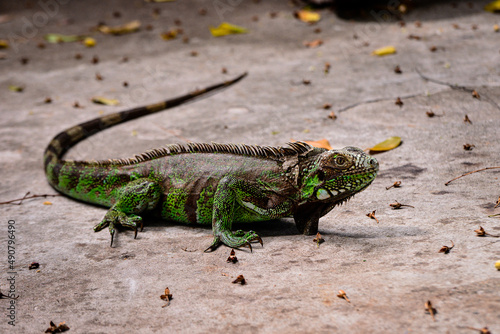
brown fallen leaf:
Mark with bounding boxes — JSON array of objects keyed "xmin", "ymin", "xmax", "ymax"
[
  {"xmin": 232, "ymin": 275, "xmax": 246, "ymax": 285},
  {"xmin": 328, "ymin": 111, "xmax": 337, "ymax": 120},
  {"xmin": 29, "ymin": 262, "xmax": 39, "ymax": 270},
  {"xmin": 472, "ymin": 90, "xmax": 480, "ymax": 99},
  {"xmin": 322, "ymin": 103, "xmax": 332, "ymax": 110},
  {"xmin": 439, "ymin": 240, "xmax": 454, "ymax": 254},
  {"xmin": 366, "ymin": 210, "xmax": 379, "ymax": 223},
  {"xmin": 389, "ymin": 201, "xmax": 414, "ymax": 209},
  {"xmin": 464, "ymin": 115, "xmax": 472, "ymax": 124},
  {"xmin": 424, "ymin": 300, "xmax": 436, "ymax": 321},
  {"xmin": 301, "ymin": 139, "xmax": 332, "ymax": 150},
  {"xmin": 303, "ymin": 39, "xmax": 323, "ymax": 48},
  {"xmin": 463, "ymin": 143, "xmax": 475, "ymax": 151},
  {"xmin": 465, "ymin": 327, "xmax": 491, "ymax": 334},
  {"xmin": 474, "ymin": 226, "xmax": 500, "ymax": 237},
  {"xmin": 386, "ymin": 181, "xmax": 402, "ymax": 190},
  {"xmin": 45, "ymin": 321, "xmax": 70, "ymax": 333},
  {"xmin": 494, "ymin": 196, "xmax": 500, "ymax": 208},
  {"xmin": 227, "ymin": 249, "xmax": 238, "ymax": 263},
  {"xmin": 337, "ymin": 290, "xmax": 350, "ymax": 302},
  {"xmin": 394, "ymin": 65, "xmax": 402, "ymax": 74},
  {"xmin": 324, "ymin": 62, "xmax": 331, "ymax": 74},
  {"xmin": 395, "ymin": 97, "xmax": 403, "ymax": 107},
  {"xmin": 313, "ymin": 232, "xmax": 324, "ymax": 247},
  {"xmin": 160, "ymin": 287, "xmax": 173, "ymax": 307},
  {"xmin": 161, "ymin": 28, "xmax": 181, "ymax": 40}
]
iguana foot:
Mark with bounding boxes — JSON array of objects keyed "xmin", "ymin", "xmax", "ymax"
[
  {"xmin": 94, "ymin": 209, "xmax": 143, "ymax": 247},
  {"xmin": 204, "ymin": 230, "xmax": 263, "ymax": 252}
]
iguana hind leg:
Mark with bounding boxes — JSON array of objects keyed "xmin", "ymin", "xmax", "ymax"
[{"xmin": 93, "ymin": 178, "xmax": 162, "ymax": 246}]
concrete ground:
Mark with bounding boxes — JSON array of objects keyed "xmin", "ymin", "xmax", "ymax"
[{"xmin": 1, "ymin": 0, "xmax": 499, "ymax": 333}]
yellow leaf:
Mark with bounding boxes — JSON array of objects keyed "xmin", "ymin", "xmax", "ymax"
[
  {"xmin": 495, "ymin": 260, "xmax": 500, "ymax": 270},
  {"xmin": 303, "ymin": 139, "xmax": 332, "ymax": 150},
  {"xmin": 98, "ymin": 20, "xmax": 141, "ymax": 35},
  {"xmin": 209, "ymin": 22, "xmax": 248, "ymax": 37},
  {"xmin": 83, "ymin": 37, "xmax": 96, "ymax": 47},
  {"xmin": 44, "ymin": 33, "xmax": 83, "ymax": 43},
  {"xmin": 494, "ymin": 24, "xmax": 499, "ymax": 32},
  {"xmin": 295, "ymin": 10, "xmax": 321, "ymax": 23},
  {"xmin": 43, "ymin": 201, "xmax": 52, "ymax": 205},
  {"xmin": 0, "ymin": 39, "xmax": 9, "ymax": 48},
  {"xmin": 92, "ymin": 97, "xmax": 120, "ymax": 106},
  {"xmin": 9, "ymin": 85, "xmax": 24, "ymax": 92},
  {"xmin": 160, "ymin": 29, "xmax": 180, "ymax": 40},
  {"xmin": 485, "ymin": 0, "xmax": 500, "ymax": 12},
  {"xmin": 371, "ymin": 46, "xmax": 397, "ymax": 56},
  {"xmin": 368, "ymin": 136, "xmax": 401, "ymax": 152}
]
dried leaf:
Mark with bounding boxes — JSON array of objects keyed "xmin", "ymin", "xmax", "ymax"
[
  {"xmin": 29, "ymin": 262, "xmax": 40, "ymax": 270},
  {"xmin": 98, "ymin": 20, "xmax": 141, "ymax": 35},
  {"xmin": 295, "ymin": 9, "xmax": 321, "ymax": 23},
  {"xmin": 366, "ymin": 210, "xmax": 379, "ymax": 223},
  {"xmin": 9, "ymin": 85, "xmax": 24, "ymax": 92},
  {"xmin": 484, "ymin": 0, "xmax": 500, "ymax": 12},
  {"xmin": 302, "ymin": 139, "xmax": 332, "ymax": 150},
  {"xmin": 44, "ymin": 33, "xmax": 83, "ymax": 43},
  {"xmin": 232, "ymin": 275, "xmax": 246, "ymax": 285},
  {"xmin": 161, "ymin": 29, "xmax": 181, "ymax": 40},
  {"xmin": 91, "ymin": 97, "xmax": 120, "ymax": 106},
  {"xmin": 389, "ymin": 201, "xmax": 414, "ymax": 209},
  {"xmin": 313, "ymin": 232, "xmax": 324, "ymax": 247},
  {"xmin": 227, "ymin": 249, "xmax": 238, "ymax": 263},
  {"xmin": 368, "ymin": 136, "xmax": 401, "ymax": 152},
  {"xmin": 371, "ymin": 46, "xmax": 397, "ymax": 56},
  {"xmin": 83, "ymin": 37, "xmax": 96, "ymax": 47},
  {"xmin": 337, "ymin": 290, "xmax": 350, "ymax": 302},
  {"xmin": 45, "ymin": 321, "xmax": 70, "ymax": 333},
  {"xmin": 0, "ymin": 39, "xmax": 9, "ymax": 48},
  {"xmin": 495, "ymin": 261, "xmax": 500, "ymax": 270},
  {"xmin": 424, "ymin": 300, "xmax": 436, "ymax": 321},
  {"xmin": 209, "ymin": 22, "xmax": 247, "ymax": 37},
  {"xmin": 439, "ymin": 240, "xmax": 454, "ymax": 254},
  {"xmin": 43, "ymin": 201, "xmax": 52, "ymax": 205},
  {"xmin": 303, "ymin": 39, "xmax": 323, "ymax": 48},
  {"xmin": 160, "ymin": 287, "xmax": 172, "ymax": 307},
  {"xmin": 386, "ymin": 181, "xmax": 401, "ymax": 190}
]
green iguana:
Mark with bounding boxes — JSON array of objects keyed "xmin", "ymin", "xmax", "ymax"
[{"xmin": 44, "ymin": 72, "xmax": 379, "ymax": 252}]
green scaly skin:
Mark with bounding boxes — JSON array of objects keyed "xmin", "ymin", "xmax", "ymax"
[{"xmin": 44, "ymin": 72, "xmax": 379, "ymax": 252}]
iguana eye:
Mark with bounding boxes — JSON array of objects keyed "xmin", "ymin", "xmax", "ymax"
[{"xmin": 335, "ymin": 156, "xmax": 346, "ymax": 166}]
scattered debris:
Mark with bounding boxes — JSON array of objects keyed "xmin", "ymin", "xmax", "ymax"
[
  {"xmin": 324, "ymin": 62, "xmax": 330, "ymax": 74},
  {"xmin": 209, "ymin": 22, "xmax": 247, "ymax": 37},
  {"xmin": 322, "ymin": 103, "xmax": 332, "ymax": 110},
  {"xmin": 227, "ymin": 249, "xmax": 238, "ymax": 263},
  {"xmin": 386, "ymin": 181, "xmax": 402, "ymax": 190},
  {"xmin": 408, "ymin": 34, "xmax": 421, "ymax": 40},
  {"xmin": 29, "ymin": 262, "xmax": 40, "ymax": 270},
  {"xmin": 366, "ymin": 210, "xmax": 379, "ymax": 223},
  {"xmin": 313, "ymin": 232, "xmax": 324, "ymax": 247},
  {"xmin": 424, "ymin": 300, "xmax": 436, "ymax": 321},
  {"xmin": 302, "ymin": 79, "xmax": 311, "ymax": 85},
  {"xmin": 92, "ymin": 96, "xmax": 119, "ymax": 106},
  {"xmin": 474, "ymin": 226, "xmax": 499, "ymax": 238},
  {"xmin": 472, "ymin": 90, "xmax": 480, "ymax": 99},
  {"xmin": 95, "ymin": 72, "xmax": 103, "ymax": 81},
  {"xmin": 439, "ymin": 240, "xmax": 454, "ymax": 254},
  {"xmin": 294, "ymin": 9, "xmax": 320, "ymax": 23},
  {"xmin": 389, "ymin": 201, "xmax": 414, "ymax": 209},
  {"xmin": 303, "ymin": 39, "xmax": 323, "ymax": 48},
  {"xmin": 98, "ymin": 20, "xmax": 141, "ymax": 35},
  {"xmin": 395, "ymin": 97, "xmax": 404, "ymax": 107},
  {"xmin": 232, "ymin": 275, "xmax": 246, "ymax": 285},
  {"xmin": 45, "ymin": 321, "xmax": 70, "ymax": 333},
  {"xmin": 9, "ymin": 85, "xmax": 24, "ymax": 92},
  {"xmin": 161, "ymin": 28, "xmax": 181, "ymax": 40},
  {"xmin": 44, "ymin": 97, "xmax": 52, "ymax": 104},
  {"xmin": 0, "ymin": 288, "xmax": 18, "ymax": 300},
  {"xmin": 463, "ymin": 143, "xmax": 475, "ymax": 151},
  {"xmin": 300, "ymin": 139, "xmax": 332, "ymax": 150},
  {"xmin": 465, "ymin": 327, "xmax": 491, "ymax": 334},
  {"xmin": 83, "ymin": 37, "xmax": 96, "ymax": 47},
  {"xmin": 464, "ymin": 115, "xmax": 472, "ymax": 124},
  {"xmin": 494, "ymin": 196, "xmax": 500, "ymax": 208},
  {"xmin": 337, "ymin": 290, "xmax": 350, "ymax": 303},
  {"xmin": 394, "ymin": 65, "xmax": 402, "ymax": 74},
  {"xmin": 327, "ymin": 111, "xmax": 337, "ymax": 120},
  {"xmin": 160, "ymin": 287, "xmax": 172, "ymax": 308}
]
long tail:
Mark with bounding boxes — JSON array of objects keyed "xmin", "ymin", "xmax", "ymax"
[{"xmin": 43, "ymin": 72, "xmax": 247, "ymax": 171}]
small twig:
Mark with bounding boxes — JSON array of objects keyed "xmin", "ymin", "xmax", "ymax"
[
  {"xmin": 0, "ymin": 192, "xmax": 61, "ymax": 205},
  {"xmin": 445, "ymin": 167, "xmax": 500, "ymax": 186},
  {"xmin": 465, "ymin": 327, "xmax": 491, "ymax": 334}
]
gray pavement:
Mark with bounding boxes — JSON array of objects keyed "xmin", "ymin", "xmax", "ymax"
[{"xmin": 1, "ymin": 0, "xmax": 499, "ymax": 333}]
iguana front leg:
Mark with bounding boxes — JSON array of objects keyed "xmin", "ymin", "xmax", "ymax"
[
  {"xmin": 93, "ymin": 178, "xmax": 162, "ymax": 246},
  {"xmin": 205, "ymin": 177, "xmax": 293, "ymax": 252}
]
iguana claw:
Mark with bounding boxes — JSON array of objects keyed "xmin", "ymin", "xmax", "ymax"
[{"xmin": 94, "ymin": 209, "xmax": 142, "ymax": 247}]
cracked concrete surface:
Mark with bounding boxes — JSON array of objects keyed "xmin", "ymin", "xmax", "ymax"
[{"xmin": 1, "ymin": 0, "xmax": 499, "ymax": 333}]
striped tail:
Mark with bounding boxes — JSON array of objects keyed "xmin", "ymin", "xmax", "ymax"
[{"xmin": 43, "ymin": 72, "xmax": 247, "ymax": 181}]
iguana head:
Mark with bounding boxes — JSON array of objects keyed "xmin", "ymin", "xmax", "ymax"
[{"xmin": 299, "ymin": 146, "xmax": 378, "ymax": 204}]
